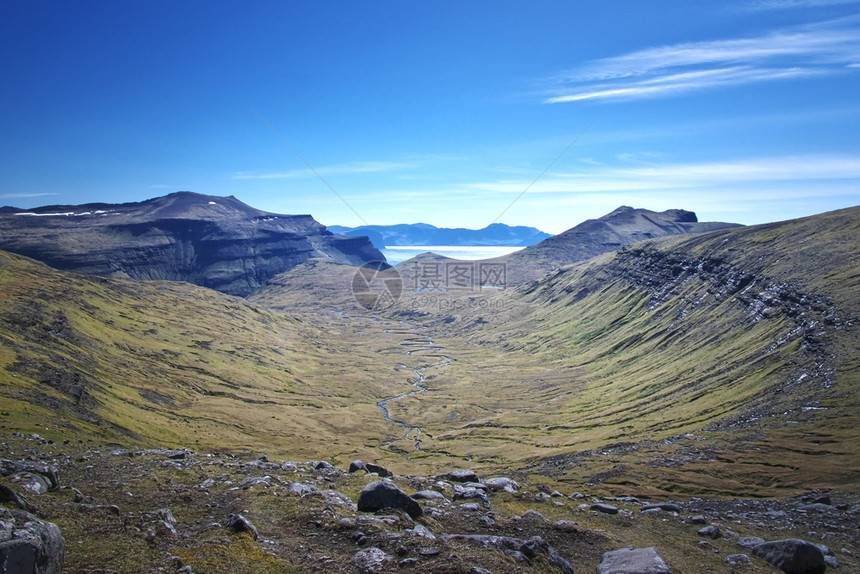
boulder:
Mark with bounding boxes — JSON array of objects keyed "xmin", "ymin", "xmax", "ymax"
[
  {"xmin": 437, "ymin": 469, "xmax": 480, "ymax": 483},
  {"xmin": 641, "ymin": 502, "xmax": 681, "ymax": 513},
  {"xmin": 349, "ymin": 460, "xmax": 366, "ymax": 473},
  {"xmin": 592, "ymin": 503, "xmax": 619, "ymax": 515},
  {"xmin": 364, "ymin": 463, "xmax": 393, "ymax": 477},
  {"xmin": 411, "ymin": 490, "xmax": 448, "ymax": 501},
  {"xmin": 351, "ymin": 547, "xmax": 391, "ymax": 573},
  {"xmin": 697, "ymin": 525, "xmax": 721, "ymax": 539},
  {"xmin": 0, "ymin": 507, "xmax": 65, "ymax": 574},
  {"xmin": 484, "ymin": 477, "xmax": 519, "ymax": 493},
  {"xmin": 597, "ymin": 546, "xmax": 671, "ymax": 574},
  {"xmin": 357, "ymin": 481, "xmax": 423, "ymax": 519},
  {"xmin": 752, "ymin": 539, "xmax": 826, "ymax": 574},
  {"xmin": 226, "ymin": 514, "xmax": 258, "ymax": 540}
]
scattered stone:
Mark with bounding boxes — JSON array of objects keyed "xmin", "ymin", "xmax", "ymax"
[
  {"xmin": 226, "ymin": 514, "xmax": 258, "ymax": 540},
  {"xmin": 459, "ymin": 503, "xmax": 482, "ymax": 511},
  {"xmin": 411, "ymin": 490, "xmax": 447, "ymax": 501},
  {"xmin": 738, "ymin": 536, "xmax": 767, "ymax": 549},
  {"xmin": 0, "ymin": 460, "xmax": 60, "ymax": 492},
  {"xmin": 398, "ymin": 557, "xmax": 419, "ymax": 567},
  {"xmin": 239, "ymin": 476, "xmax": 271, "ymax": 489},
  {"xmin": 349, "ymin": 460, "xmax": 365, "ymax": 473},
  {"xmin": 0, "ymin": 507, "xmax": 65, "ymax": 574},
  {"xmin": 642, "ymin": 502, "xmax": 681, "ymax": 513},
  {"xmin": 197, "ymin": 478, "xmax": 216, "ymax": 489},
  {"xmin": 314, "ymin": 461, "xmax": 335, "ymax": 472},
  {"xmin": 288, "ymin": 482, "xmax": 320, "ymax": 497},
  {"xmin": 478, "ymin": 515, "xmax": 496, "ymax": 527},
  {"xmin": 550, "ymin": 490, "xmax": 565, "ymax": 497},
  {"xmin": 351, "ymin": 547, "xmax": 391, "ymax": 573},
  {"xmin": 698, "ymin": 525, "xmax": 722, "ymax": 539},
  {"xmin": 453, "ymin": 488, "xmax": 490, "ymax": 507},
  {"xmin": 441, "ymin": 534, "xmax": 573, "ymax": 574},
  {"xmin": 0, "ymin": 484, "xmax": 40, "ymax": 515},
  {"xmin": 437, "ymin": 469, "xmax": 480, "ymax": 483},
  {"xmin": 364, "ymin": 463, "xmax": 393, "ymax": 477},
  {"xmin": 484, "ymin": 477, "xmax": 519, "ymax": 493},
  {"xmin": 521, "ymin": 509, "xmax": 550, "ymax": 523},
  {"xmin": 597, "ymin": 546, "xmax": 672, "ymax": 574},
  {"xmin": 357, "ymin": 481, "xmax": 423, "ymax": 519},
  {"xmin": 690, "ymin": 515, "xmax": 707, "ymax": 524},
  {"xmin": 726, "ymin": 554, "xmax": 752, "ymax": 565},
  {"xmin": 321, "ymin": 489, "xmax": 357, "ymax": 510},
  {"xmin": 592, "ymin": 503, "xmax": 619, "ymax": 515},
  {"xmin": 753, "ymin": 539, "xmax": 826, "ymax": 574},
  {"xmin": 407, "ymin": 524, "xmax": 436, "ymax": 540},
  {"xmin": 812, "ymin": 494, "xmax": 832, "ymax": 505},
  {"xmin": 418, "ymin": 547, "xmax": 440, "ymax": 556},
  {"xmin": 824, "ymin": 555, "xmax": 840, "ymax": 568},
  {"xmin": 553, "ymin": 520, "xmax": 579, "ymax": 532},
  {"xmin": 470, "ymin": 568, "xmax": 493, "ymax": 574}
]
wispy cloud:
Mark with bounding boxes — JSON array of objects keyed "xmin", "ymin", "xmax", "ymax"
[
  {"xmin": 544, "ymin": 17, "xmax": 860, "ymax": 102},
  {"xmin": 231, "ymin": 161, "xmax": 409, "ymax": 180},
  {"xmin": 746, "ymin": 0, "xmax": 860, "ymax": 11},
  {"xmin": 461, "ymin": 154, "xmax": 860, "ymax": 194}
]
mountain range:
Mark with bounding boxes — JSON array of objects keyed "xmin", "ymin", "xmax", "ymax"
[
  {"xmin": 0, "ymin": 193, "xmax": 857, "ymax": 573},
  {"xmin": 0, "ymin": 191, "xmax": 383, "ymax": 296},
  {"xmin": 328, "ymin": 222, "xmax": 552, "ymax": 249}
]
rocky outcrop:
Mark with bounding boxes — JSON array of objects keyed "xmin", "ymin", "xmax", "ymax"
[
  {"xmin": 0, "ymin": 192, "xmax": 384, "ymax": 296},
  {"xmin": 0, "ymin": 508, "xmax": 65, "ymax": 574}
]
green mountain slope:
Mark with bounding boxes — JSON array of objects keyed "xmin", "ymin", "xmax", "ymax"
[
  {"xmin": 385, "ymin": 207, "xmax": 859, "ymax": 495},
  {"xmin": 0, "ymin": 251, "xmax": 407, "ymax": 459}
]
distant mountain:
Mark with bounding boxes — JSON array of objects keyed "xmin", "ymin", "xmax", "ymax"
[
  {"xmin": 501, "ymin": 206, "xmax": 742, "ymax": 283},
  {"xmin": 0, "ymin": 191, "xmax": 383, "ymax": 296},
  {"xmin": 328, "ymin": 222, "xmax": 551, "ymax": 249}
]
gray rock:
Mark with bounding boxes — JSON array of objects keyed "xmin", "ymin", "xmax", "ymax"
[
  {"xmin": 0, "ymin": 508, "xmax": 65, "ymax": 574},
  {"xmin": 321, "ymin": 489, "xmax": 357, "ymax": 510},
  {"xmin": 351, "ymin": 547, "xmax": 391, "ymax": 573},
  {"xmin": 592, "ymin": 503, "xmax": 619, "ymax": 515},
  {"xmin": 357, "ymin": 481, "xmax": 423, "ymax": 519},
  {"xmin": 697, "ymin": 525, "xmax": 721, "ymax": 539},
  {"xmin": 411, "ymin": 490, "xmax": 448, "ymax": 501},
  {"xmin": 824, "ymin": 555, "xmax": 839, "ymax": 568},
  {"xmin": 484, "ymin": 477, "xmax": 519, "ymax": 493},
  {"xmin": 738, "ymin": 536, "xmax": 767, "ymax": 549},
  {"xmin": 437, "ymin": 469, "xmax": 480, "ymax": 483},
  {"xmin": 453, "ymin": 488, "xmax": 490, "ymax": 507},
  {"xmin": 726, "ymin": 554, "xmax": 752, "ymax": 565},
  {"xmin": 597, "ymin": 546, "xmax": 671, "ymax": 574},
  {"xmin": 226, "ymin": 514, "xmax": 258, "ymax": 540},
  {"xmin": 313, "ymin": 461, "xmax": 335, "ymax": 472},
  {"xmin": 288, "ymin": 482, "xmax": 320, "ymax": 497},
  {"xmin": 0, "ymin": 461, "xmax": 59, "ymax": 492},
  {"xmin": 690, "ymin": 515, "xmax": 707, "ymax": 524},
  {"xmin": 521, "ymin": 509, "xmax": 550, "ymax": 523},
  {"xmin": 9, "ymin": 473, "xmax": 51, "ymax": 495},
  {"xmin": 753, "ymin": 539, "xmax": 826, "ymax": 574},
  {"xmin": 470, "ymin": 568, "xmax": 493, "ymax": 574},
  {"xmin": 641, "ymin": 502, "xmax": 681, "ymax": 513},
  {"xmin": 348, "ymin": 460, "xmax": 365, "ymax": 473},
  {"xmin": 364, "ymin": 463, "xmax": 393, "ymax": 477}
]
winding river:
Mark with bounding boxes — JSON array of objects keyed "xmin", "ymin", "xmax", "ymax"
[{"xmin": 334, "ymin": 312, "xmax": 453, "ymax": 450}]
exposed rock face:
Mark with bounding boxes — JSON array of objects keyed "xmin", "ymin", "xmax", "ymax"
[
  {"xmin": 0, "ymin": 192, "xmax": 384, "ymax": 296},
  {"xmin": 0, "ymin": 508, "xmax": 65, "ymax": 574}
]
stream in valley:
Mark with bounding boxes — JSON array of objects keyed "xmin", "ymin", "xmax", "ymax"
[{"xmin": 334, "ymin": 311, "xmax": 453, "ymax": 450}]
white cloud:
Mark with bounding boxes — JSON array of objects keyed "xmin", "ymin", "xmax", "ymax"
[
  {"xmin": 544, "ymin": 17, "xmax": 860, "ymax": 102},
  {"xmin": 232, "ymin": 161, "xmax": 409, "ymax": 180},
  {"xmin": 746, "ymin": 0, "xmax": 860, "ymax": 11}
]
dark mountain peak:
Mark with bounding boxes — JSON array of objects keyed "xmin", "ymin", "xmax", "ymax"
[
  {"xmin": 0, "ymin": 192, "xmax": 384, "ymax": 296},
  {"xmin": 504, "ymin": 206, "xmax": 741, "ymax": 284}
]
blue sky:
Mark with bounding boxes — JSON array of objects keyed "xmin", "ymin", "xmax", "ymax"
[{"xmin": 2, "ymin": 1, "xmax": 859, "ymax": 234}]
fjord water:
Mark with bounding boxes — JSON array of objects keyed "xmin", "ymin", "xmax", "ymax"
[{"xmin": 381, "ymin": 245, "xmax": 525, "ymax": 264}]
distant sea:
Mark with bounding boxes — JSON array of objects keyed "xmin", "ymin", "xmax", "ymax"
[{"xmin": 381, "ymin": 245, "xmax": 525, "ymax": 265}]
